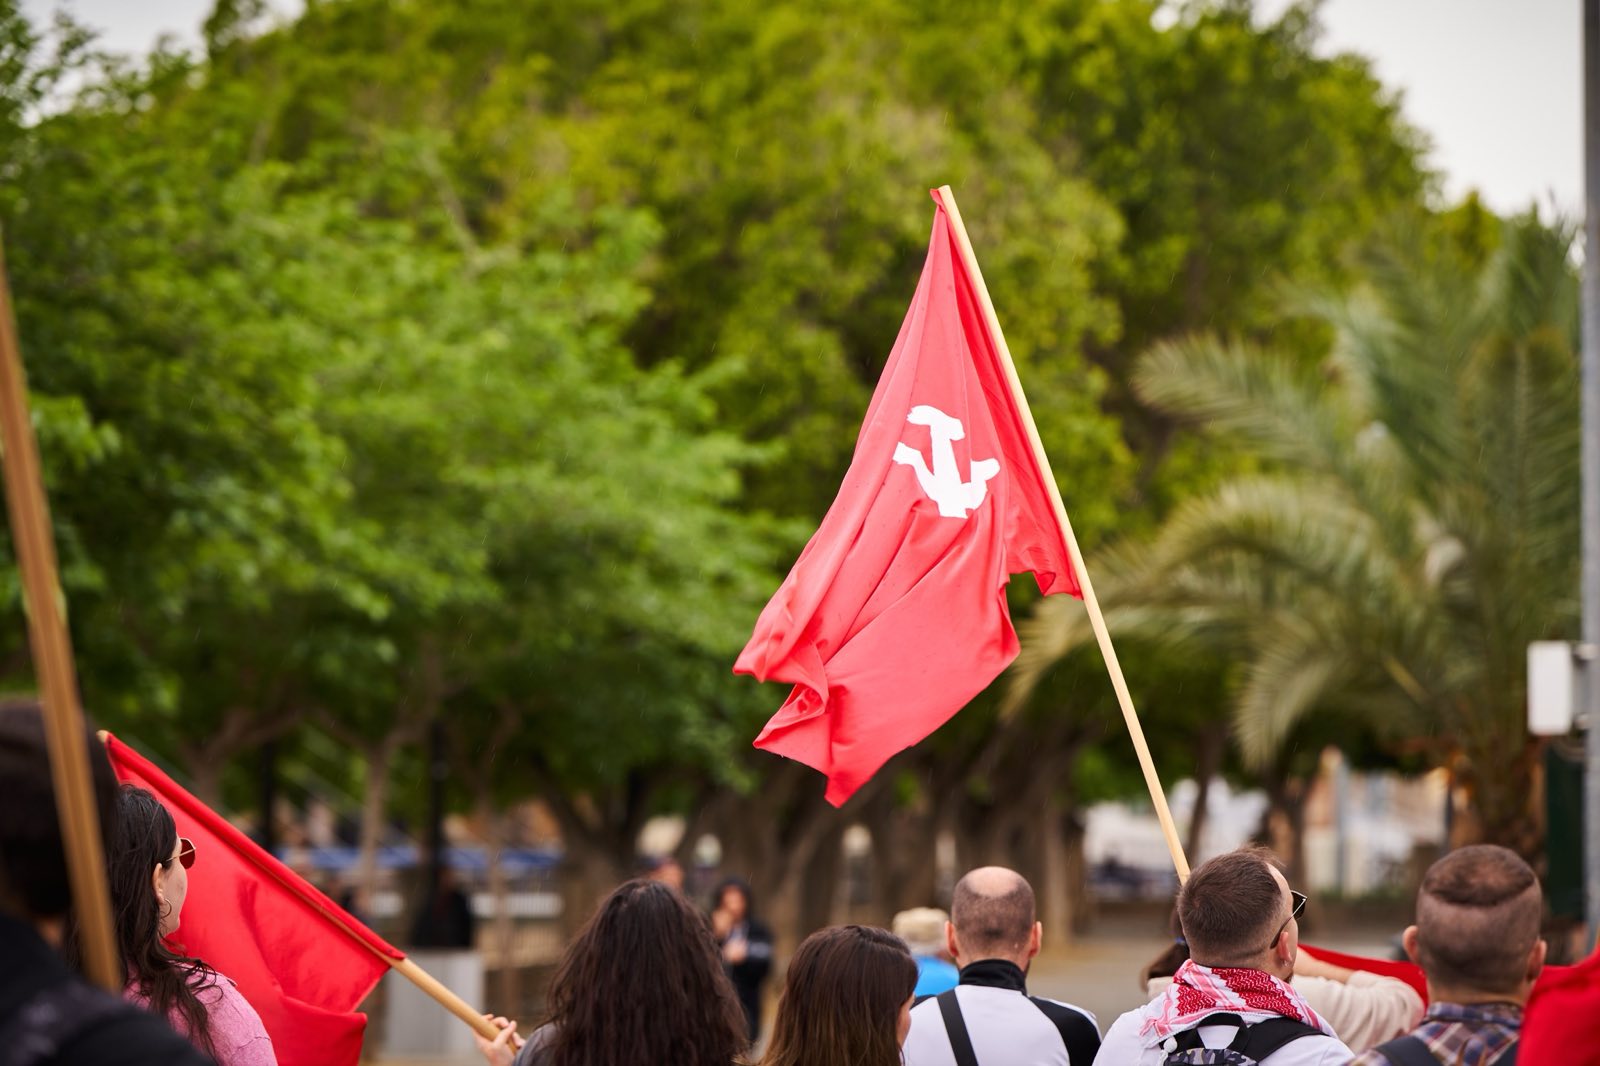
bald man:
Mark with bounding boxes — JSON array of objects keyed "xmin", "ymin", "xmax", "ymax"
[
  {"xmin": 902, "ymin": 866, "xmax": 1100, "ymax": 1066},
  {"xmin": 1350, "ymin": 845, "xmax": 1544, "ymax": 1065}
]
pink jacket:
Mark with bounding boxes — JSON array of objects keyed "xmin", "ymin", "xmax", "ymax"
[{"xmin": 125, "ymin": 970, "xmax": 278, "ymax": 1066}]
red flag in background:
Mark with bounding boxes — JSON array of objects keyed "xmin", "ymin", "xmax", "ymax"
[
  {"xmin": 1301, "ymin": 943, "xmax": 1584, "ymax": 1061},
  {"xmin": 735, "ymin": 190, "xmax": 1080, "ymax": 805},
  {"xmin": 1520, "ymin": 945, "xmax": 1600, "ymax": 1064},
  {"xmin": 1298, "ymin": 945, "xmax": 1429, "ymax": 1002},
  {"xmin": 104, "ymin": 732, "xmax": 401, "ymax": 1066}
]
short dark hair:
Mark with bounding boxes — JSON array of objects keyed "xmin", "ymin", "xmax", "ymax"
[
  {"xmin": 0, "ymin": 698, "xmax": 118, "ymax": 921},
  {"xmin": 1414, "ymin": 845, "xmax": 1541, "ymax": 994},
  {"xmin": 1177, "ymin": 847, "xmax": 1285, "ymax": 965},
  {"xmin": 950, "ymin": 867, "xmax": 1035, "ymax": 958}
]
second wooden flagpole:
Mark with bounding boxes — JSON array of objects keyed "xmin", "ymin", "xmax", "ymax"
[
  {"xmin": 0, "ymin": 239, "xmax": 122, "ymax": 988},
  {"xmin": 935, "ymin": 185, "xmax": 1192, "ymax": 883}
]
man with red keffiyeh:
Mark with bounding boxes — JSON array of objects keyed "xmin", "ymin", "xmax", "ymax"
[{"xmin": 1094, "ymin": 848, "xmax": 1354, "ymax": 1065}]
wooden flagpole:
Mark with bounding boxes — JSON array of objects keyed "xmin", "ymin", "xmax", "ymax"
[
  {"xmin": 0, "ymin": 239, "xmax": 122, "ymax": 987},
  {"xmin": 935, "ymin": 185, "xmax": 1192, "ymax": 882}
]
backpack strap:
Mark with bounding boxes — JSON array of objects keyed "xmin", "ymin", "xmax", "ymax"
[
  {"xmin": 1371, "ymin": 1035, "xmax": 1441, "ymax": 1066},
  {"xmin": 936, "ymin": 990, "xmax": 981, "ymax": 1066},
  {"xmin": 1165, "ymin": 1012, "xmax": 1321, "ymax": 1059},
  {"xmin": 1168, "ymin": 1011, "xmax": 1246, "ymax": 1051},
  {"xmin": 1229, "ymin": 1017, "xmax": 1324, "ymax": 1060}
]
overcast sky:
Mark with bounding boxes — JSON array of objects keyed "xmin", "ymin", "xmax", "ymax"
[{"xmin": 21, "ymin": 0, "xmax": 1584, "ymax": 218}]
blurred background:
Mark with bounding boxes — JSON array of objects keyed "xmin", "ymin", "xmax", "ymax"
[{"xmin": 1, "ymin": 0, "xmax": 1585, "ymax": 1060}]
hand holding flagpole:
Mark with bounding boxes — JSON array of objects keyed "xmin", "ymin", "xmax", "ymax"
[{"xmin": 934, "ymin": 185, "xmax": 1192, "ymax": 882}]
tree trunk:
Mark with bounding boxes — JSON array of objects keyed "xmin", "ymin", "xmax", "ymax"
[
  {"xmin": 1185, "ymin": 725, "xmax": 1225, "ymax": 859},
  {"xmin": 1062, "ymin": 811, "xmax": 1092, "ymax": 936},
  {"xmin": 188, "ymin": 758, "xmax": 225, "ymax": 811},
  {"xmin": 1257, "ymin": 771, "xmax": 1309, "ymax": 888},
  {"xmin": 356, "ymin": 736, "xmax": 398, "ymax": 925},
  {"xmin": 479, "ymin": 796, "xmax": 518, "ymax": 1012}
]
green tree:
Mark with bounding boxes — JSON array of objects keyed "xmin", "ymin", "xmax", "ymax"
[{"xmin": 1013, "ymin": 213, "xmax": 1580, "ymax": 855}]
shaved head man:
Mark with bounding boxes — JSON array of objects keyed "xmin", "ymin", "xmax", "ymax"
[
  {"xmin": 1350, "ymin": 845, "xmax": 1544, "ymax": 1065},
  {"xmin": 903, "ymin": 867, "xmax": 1100, "ymax": 1066}
]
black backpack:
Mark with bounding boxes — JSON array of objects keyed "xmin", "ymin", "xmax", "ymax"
[{"xmin": 1157, "ymin": 1011, "xmax": 1323, "ymax": 1065}]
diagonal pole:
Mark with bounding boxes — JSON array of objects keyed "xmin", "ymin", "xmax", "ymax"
[
  {"xmin": 0, "ymin": 237, "xmax": 120, "ymax": 988},
  {"xmin": 935, "ymin": 185, "xmax": 1192, "ymax": 882},
  {"xmin": 1581, "ymin": 0, "xmax": 1600, "ymax": 952}
]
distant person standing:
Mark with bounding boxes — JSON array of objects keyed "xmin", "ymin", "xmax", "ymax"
[
  {"xmin": 710, "ymin": 877, "xmax": 773, "ymax": 1042},
  {"xmin": 894, "ymin": 907, "xmax": 959, "ymax": 997},
  {"xmin": 0, "ymin": 701, "xmax": 215, "ymax": 1066},
  {"xmin": 410, "ymin": 863, "xmax": 476, "ymax": 949},
  {"xmin": 1350, "ymin": 845, "xmax": 1544, "ymax": 1065},
  {"xmin": 639, "ymin": 854, "xmax": 686, "ymax": 892},
  {"xmin": 903, "ymin": 866, "xmax": 1100, "ymax": 1066}
]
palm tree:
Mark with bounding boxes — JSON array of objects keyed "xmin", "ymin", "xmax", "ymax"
[{"xmin": 1010, "ymin": 215, "xmax": 1579, "ymax": 854}]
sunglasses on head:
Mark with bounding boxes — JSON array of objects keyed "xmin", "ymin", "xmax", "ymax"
[
  {"xmin": 1265, "ymin": 889, "xmax": 1307, "ymax": 952},
  {"xmin": 170, "ymin": 837, "xmax": 196, "ymax": 870}
]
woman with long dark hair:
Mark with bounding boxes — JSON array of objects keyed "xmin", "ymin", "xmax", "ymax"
[
  {"xmin": 758, "ymin": 925, "xmax": 917, "ymax": 1066},
  {"xmin": 476, "ymin": 878, "xmax": 749, "ymax": 1066},
  {"xmin": 107, "ymin": 785, "xmax": 276, "ymax": 1065}
]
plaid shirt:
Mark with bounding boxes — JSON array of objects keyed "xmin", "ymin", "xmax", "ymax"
[{"xmin": 1350, "ymin": 1001, "xmax": 1521, "ymax": 1065}]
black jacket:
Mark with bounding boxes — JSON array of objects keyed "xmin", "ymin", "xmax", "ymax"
[{"xmin": 0, "ymin": 912, "xmax": 217, "ymax": 1066}]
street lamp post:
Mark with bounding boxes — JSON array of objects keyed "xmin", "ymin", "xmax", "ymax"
[{"xmin": 1582, "ymin": 0, "xmax": 1600, "ymax": 952}]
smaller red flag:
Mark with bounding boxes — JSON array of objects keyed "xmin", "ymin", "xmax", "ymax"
[
  {"xmin": 735, "ymin": 190, "xmax": 1080, "ymax": 805},
  {"xmin": 1521, "ymin": 945, "xmax": 1600, "ymax": 1064},
  {"xmin": 104, "ymin": 733, "xmax": 403, "ymax": 1066},
  {"xmin": 1301, "ymin": 942, "xmax": 1583, "ymax": 1061},
  {"xmin": 1298, "ymin": 945, "xmax": 1428, "ymax": 1002}
]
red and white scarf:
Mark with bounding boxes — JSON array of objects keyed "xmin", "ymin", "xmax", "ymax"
[{"xmin": 1139, "ymin": 959, "xmax": 1336, "ymax": 1040}]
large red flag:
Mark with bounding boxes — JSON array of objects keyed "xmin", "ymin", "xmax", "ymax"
[
  {"xmin": 104, "ymin": 732, "xmax": 403, "ymax": 1066},
  {"xmin": 735, "ymin": 190, "xmax": 1080, "ymax": 805}
]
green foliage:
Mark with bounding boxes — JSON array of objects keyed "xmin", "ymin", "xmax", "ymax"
[
  {"xmin": 1016, "ymin": 213, "xmax": 1580, "ymax": 852},
  {"xmin": 0, "ymin": 0, "xmax": 1441, "ymax": 841}
]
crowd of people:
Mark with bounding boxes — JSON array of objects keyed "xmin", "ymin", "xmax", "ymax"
[
  {"xmin": 0, "ymin": 699, "xmax": 1560, "ymax": 1065},
  {"xmin": 470, "ymin": 844, "xmax": 1547, "ymax": 1064}
]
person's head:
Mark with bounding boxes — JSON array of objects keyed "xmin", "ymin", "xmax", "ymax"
[
  {"xmin": 1177, "ymin": 847, "xmax": 1301, "ymax": 980},
  {"xmin": 639, "ymin": 854, "xmax": 685, "ymax": 892},
  {"xmin": 1403, "ymin": 845, "xmax": 1545, "ymax": 1005},
  {"xmin": 892, "ymin": 906, "xmax": 948, "ymax": 960},
  {"xmin": 105, "ymin": 785, "xmax": 216, "ymax": 1056},
  {"xmin": 0, "ymin": 699, "xmax": 118, "ymax": 936},
  {"xmin": 544, "ymin": 878, "xmax": 747, "ymax": 1066},
  {"xmin": 946, "ymin": 866, "xmax": 1041, "ymax": 970},
  {"xmin": 109, "ymin": 786, "xmax": 192, "ymax": 940},
  {"xmin": 713, "ymin": 876, "xmax": 752, "ymax": 922},
  {"xmin": 759, "ymin": 925, "xmax": 917, "ymax": 1066}
]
